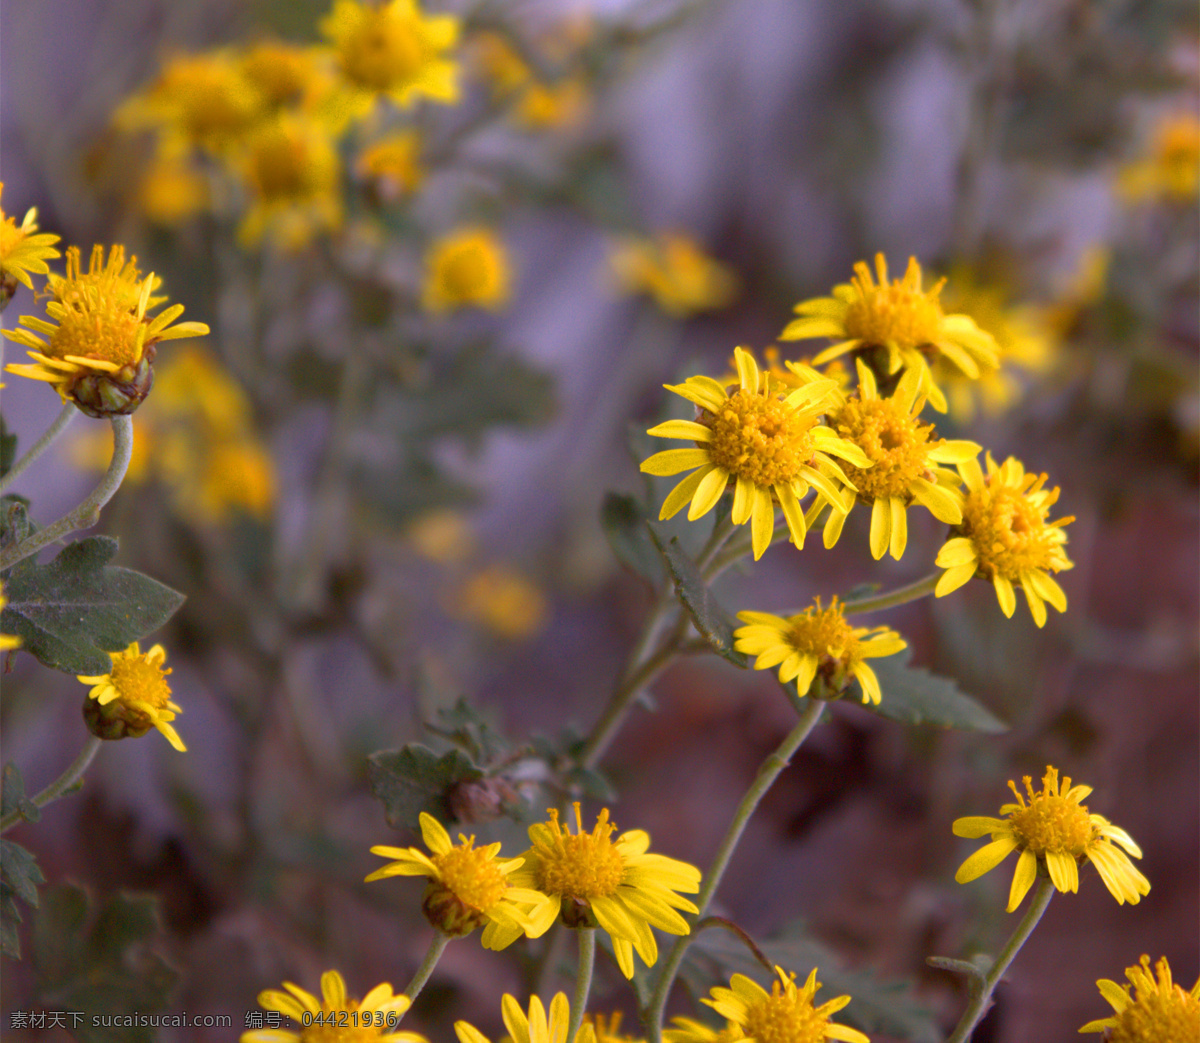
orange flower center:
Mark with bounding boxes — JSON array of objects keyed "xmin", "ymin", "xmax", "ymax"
[
  {"xmin": 437, "ymin": 245, "xmax": 492, "ymax": 301},
  {"xmin": 741, "ymin": 982, "xmax": 828, "ymax": 1043},
  {"xmin": 432, "ymin": 842, "xmax": 507, "ymax": 912},
  {"xmin": 109, "ymin": 654, "xmax": 173, "ymax": 710},
  {"xmin": 786, "ymin": 603, "xmax": 862, "ymax": 664},
  {"xmin": 536, "ymin": 808, "xmax": 625, "ymax": 900},
  {"xmin": 703, "ymin": 389, "xmax": 816, "ymax": 487},
  {"xmin": 1008, "ymin": 795, "xmax": 1092, "ymax": 856},
  {"xmin": 48, "ymin": 297, "xmax": 145, "ymax": 367},
  {"xmin": 844, "ymin": 277, "xmax": 944, "ymax": 350},
  {"xmin": 341, "ymin": 14, "xmax": 426, "ymax": 90},
  {"xmin": 831, "ymin": 395, "xmax": 938, "ymax": 500},
  {"xmin": 961, "ymin": 479, "xmax": 1067, "ymax": 581}
]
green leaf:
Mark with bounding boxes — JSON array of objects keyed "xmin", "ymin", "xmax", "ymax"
[
  {"xmin": 647, "ymin": 521, "xmax": 749, "ymax": 667},
  {"xmin": 0, "ymin": 416, "xmax": 15, "ymax": 479},
  {"xmin": 0, "ymin": 536, "xmax": 186, "ymax": 675},
  {"xmin": 684, "ymin": 919, "xmax": 941, "ymax": 1043},
  {"xmin": 1, "ymin": 764, "xmax": 40, "ymax": 827},
  {"xmin": 366, "ymin": 743, "xmax": 483, "ymax": 831},
  {"xmin": 601, "ymin": 493, "xmax": 665, "ymax": 586},
  {"xmin": 32, "ymin": 884, "xmax": 178, "ymax": 1042},
  {"xmin": 426, "ymin": 698, "xmax": 509, "ymax": 764},
  {"xmin": 859, "ymin": 650, "xmax": 1007, "ymax": 732},
  {"xmin": 0, "ymin": 838, "xmax": 45, "ymax": 959}
]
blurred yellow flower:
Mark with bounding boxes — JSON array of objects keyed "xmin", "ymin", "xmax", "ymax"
[
  {"xmin": 611, "ymin": 232, "xmax": 738, "ymax": 317},
  {"xmin": 78, "ymin": 642, "xmax": 185, "ymax": 752},
  {"xmin": 135, "ymin": 149, "xmax": 210, "ymax": 227},
  {"xmin": 357, "ymin": 131, "xmax": 425, "ymax": 200},
  {"xmin": 406, "ymin": 509, "xmax": 475, "ymax": 563},
  {"xmin": 453, "ymin": 564, "xmax": 547, "ymax": 639},
  {"xmin": 1079, "ymin": 954, "xmax": 1200, "ymax": 1040},
  {"xmin": 473, "ymin": 32, "xmax": 588, "ymax": 131},
  {"xmin": 239, "ymin": 40, "xmax": 323, "ymax": 110},
  {"xmin": 422, "ymin": 227, "xmax": 511, "ymax": 313},
  {"xmin": 1119, "ymin": 113, "xmax": 1200, "ymax": 204},
  {"xmin": 0, "ymin": 183, "xmax": 60, "ymax": 300}
]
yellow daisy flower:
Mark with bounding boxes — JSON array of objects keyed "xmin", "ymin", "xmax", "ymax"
[
  {"xmin": 640, "ymin": 347, "xmax": 871, "ymax": 561},
  {"xmin": 243, "ymin": 969, "xmax": 427, "ymax": 1043},
  {"xmin": 357, "ymin": 131, "xmax": 425, "ymax": 201},
  {"xmin": 320, "ymin": 0, "xmax": 459, "ymax": 113},
  {"xmin": 1119, "ymin": 113, "xmax": 1200, "ymax": 204},
  {"xmin": 4, "ymin": 245, "xmax": 209, "ymax": 416},
  {"xmin": 610, "ymin": 232, "xmax": 738, "ymax": 317},
  {"xmin": 422, "ymin": 228, "xmax": 510, "ymax": 314},
  {"xmin": 934, "ymin": 453, "xmax": 1073, "ymax": 628},
  {"xmin": 366, "ymin": 811, "xmax": 551, "ymax": 944},
  {"xmin": 1079, "ymin": 955, "xmax": 1200, "ymax": 1041},
  {"xmin": 0, "ymin": 184, "xmax": 61, "ymax": 300},
  {"xmin": 239, "ymin": 40, "xmax": 324, "ymax": 111},
  {"xmin": 233, "ymin": 114, "xmax": 343, "ymax": 250},
  {"xmin": 816, "ymin": 360, "xmax": 978, "ymax": 560},
  {"xmin": 77, "ymin": 642, "xmax": 185, "ymax": 752},
  {"xmin": 135, "ymin": 149, "xmax": 210, "ymax": 227},
  {"xmin": 473, "ymin": 33, "xmax": 589, "ymax": 132},
  {"xmin": 733, "ymin": 597, "xmax": 906, "ymax": 705},
  {"xmin": 507, "ymin": 803, "xmax": 701, "ymax": 980},
  {"xmin": 0, "ymin": 583, "xmax": 21, "ymax": 652},
  {"xmin": 679, "ymin": 965, "xmax": 870, "ymax": 1043},
  {"xmin": 952, "ymin": 765, "xmax": 1150, "ymax": 912},
  {"xmin": 780, "ymin": 254, "xmax": 999, "ymax": 413},
  {"xmin": 451, "ymin": 564, "xmax": 548, "ymax": 640},
  {"xmin": 455, "ymin": 993, "xmax": 595, "ymax": 1043}
]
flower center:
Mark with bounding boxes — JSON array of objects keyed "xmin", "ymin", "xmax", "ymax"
[
  {"xmin": 342, "ymin": 16, "xmax": 425, "ymax": 90},
  {"xmin": 48, "ymin": 298, "xmax": 144, "ymax": 367},
  {"xmin": 438, "ymin": 246, "xmax": 491, "ymax": 300},
  {"xmin": 787, "ymin": 603, "xmax": 861, "ymax": 664},
  {"xmin": 433, "ymin": 842, "xmax": 508, "ymax": 912},
  {"xmin": 844, "ymin": 276, "xmax": 944, "ymax": 350},
  {"xmin": 741, "ymin": 984, "xmax": 828, "ymax": 1043},
  {"xmin": 831, "ymin": 396, "xmax": 938, "ymax": 500},
  {"xmin": 250, "ymin": 130, "xmax": 312, "ymax": 200},
  {"xmin": 1008, "ymin": 795, "xmax": 1093, "ymax": 856},
  {"xmin": 535, "ymin": 807, "xmax": 625, "ymax": 900},
  {"xmin": 961, "ymin": 481, "xmax": 1065, "ymax": 581},
  {"xmin": 703, "ymin": 389, "xmax": 816, "ymax": 487},
  {"xmin": 109, "ymin": 655, "xmax": 173, "ymax": 710}
]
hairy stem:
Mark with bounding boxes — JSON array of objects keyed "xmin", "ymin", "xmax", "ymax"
[
  {"xmin": 402, "ymin": 930, "xmax": 452, "ymax": 1006},
  {"xmin": 0, "ymin": 402, "xmax": 75, "ymax": 496},
  {"xmin": 840, "ymin": 571, "xmax": 941, "ymax": 615},
  {"xmin": 0, "ymin": 736, "xmax": 103, "ymax": 834},
  {"xmin": 568, "ymin": 929, "xmax": 596, "ymax": 1042},
  {"xmin": 0, "ymin": 415, "xmax": 133, "ymax": 570}
]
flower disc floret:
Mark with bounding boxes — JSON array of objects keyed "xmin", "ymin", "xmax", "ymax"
[
  {"xmin": 1080, "ymin": 955, "xmax": 1200, "ymax": 1042},
  {"xmin": 77, "ymin": 642, "xmax": 185, "ymax": 751},
  {"xmin": 952, "ymin": 766, "xmax": 1150, "ymax": 912},
  {"xmin": 641, "ymin": 347, "xmax": 872, "ymax": 561},
  {"xmin": 734, "ymin": 597, "xmax": 905, "ymax": 704},
  {"xmin": 935, "ymin": 453, "xmax": 1073, "ymax": 627}
]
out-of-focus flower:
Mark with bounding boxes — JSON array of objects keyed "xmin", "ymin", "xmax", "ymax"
[
  {"xmin": 135, "ymin": 148, "xmax": 210, "ymax": 227},
  {"xmin": 584, "ymin": 1012, "xmax": 644, "ymax": 1043},
  {"xmin": 1119, "ymin": 113, "xmax": 1200, "ymax": 204},
  {"xmin": 473, "ymin": 32, "xmax": 588, "ymax": 131},
  {"xmin": 233, "ymin": 114, "xmax": 343, "ymax": 250},
  {"xmin": 422, "ymin": 227, "xmax": 510, "ymax": 313},
  {"xmin": 357, "ymin": 131, "xmax": 425, "ymax": 201},
  {"xmin": 4, "ymin": 245, "xmax": 208, "ymax": 416},
  {"xmin": 782, "ymin": 254, "xmax": 999, "ymax": 413},
  {"xmin": 734, "ymin": 597, "xmax": 905, "ymax": 704},
  {"xmin": 406, "ymin": 509, "xmax": 475, "ymax": 563},
  {"xmin": 456, "ymin": 994, "xmax": 593, "ymax": 1043},
  {"xmin": 935, "ymin": 453, "xmax": 1072, "ymax": 628},
  {"xmin": 0, "ymin": 184, "xmax": 60, "ymax": 303},
  {"xmin": 320, "ymin": 0, "xmax": 460, "ymax": 116},
  {"xmin": 1079, "ymin": 955, "xmax": 1200, "ymax": 1040},
  {"xmin": 452, "ymin": 564, "xmax": 547, "ymax": 639},
  {"xmin": 243, "ymin": 969, "xmax": 425, "ymax": 1043},
  {"xmin": 611, "ymin": 232, "xmax": 738, "ymax": 317},
  {"xmin": 239, "ymin": 40, "xmax": 323, "ymax": 110},
  {"xmin": 640, "ymin": 347, "xmax": 868, "ymax": 561},
  {"xmin": 953, "ymin": 766, "xmax": 1149, "ymax": 911},
  {"xmin": 1043, "ymin": 246, "xmax": 1110, "ymax": 340},
  {"xmin": 78, "ymin": 642, "xmax": 185, "ymax": 751}
]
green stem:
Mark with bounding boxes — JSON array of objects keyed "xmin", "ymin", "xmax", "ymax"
[
  {"xmin": 644, "ymin": 698, "xmax": 825, "ymax": 1042},
  {"xmin": 0, "ymin": 402, "xmax": 75, "ymax": 496},
  {"xmin": 840, "ymin": 571, "xmax": 941, "ymax": 615},
  {"xmin": 941, "ymin": 879, "xmax": 1055, "ymax": 1043},
  {"xmin": 568, "ymin": 929, "xmax": 596, "ymax": 1043},
  {"xmin": 0, "ymin": 415, "xmax": 132, "ymax": 571},
  {"xmin": 0, "ymin": 736, "xmax": 103, "ymax": 834},
  {"xmin": 402, "ymin": 930, "xmax": 452, "ymax": 1006}
]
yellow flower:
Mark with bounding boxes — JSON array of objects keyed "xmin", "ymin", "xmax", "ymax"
[
  {"xmin": 234, "ymin": 114, "xmax": 343, "ymax": 250},
  {"xmin": 366, "ymin": 811, "xmax": 551, "ymax": 944},
  {"xmin": 115, "ymin": 50, "xmax": 266, "ymax": 154},
  {"xmin": 452, "ymin": 565, "xmax": 547, "ymax": 639},
  {"xmin": 4, "ymin": 245, "xmax": 209, "ymax": 416},
  {"xmin": 952, "ymin": 766, "xmax": 1149, "ymax": 912},
  {"xmin": 135, "ymin": 149, "xmax": 210, "ymax": 227},
  {"xmin": 0, "ymin": 583, "xmax": 21, "ymax": 652},
  {"xmin": 422, "ymin": 228, "xmax": 510, "ymax": 313},
  {"xmin": 934, "ymin": 453, "xmax": 1073, "ymax": 628},
  {"xmin": 1079, "ymin": 955, "xmax": 1200, "ymax": 1041},
  {"xmin": 639, "ymin": 347, "xmax": 872, "ymax": 561},
  {"xmin": 456, "ymin": 993, "xmax": 595, "ymax": 1043},
  {"xmin": 473, "ymin": 33, "xmax": 588, "ymax": 131},
  {"xmin": 321, "ymin": 0, "xmax": 459, "ymax": 114},
  {"xmin": 239, "ymin": 40, "xmax": 324, "ymax": 110},
  {"xmin": 1119, "ymin": 113, "xmax": 1200, "ymax": 204},
  {"xmin": 817, "ymin": 361, "xmax": 978, "ymax": 560},
  {"xmin": 733, "ymin": 597, "xmax": 906, "ymax": 705},
  {"xmin": 405, "ymin": 509, "xmax": 475, "ymax": 563},
  {"xmin": 77, "ymin": 642, "xmax": 185, "ymax": 752},
  {"xmin": 781, "ymin": 254, "xmax": 999, "ymax": 413},
  {"xmin": 357, "ymin": 131, "xmax": 425, "ymax": 200},
  {"xmin": 507, "ymin": 802, "xmax": 701, "ymax": 979},
  {"xmin": 243, "ymin": 969, "xmax": 427, "ymax": 1043},
  {"xmin": 611, "ymin": 233, "xmax": 738, "ymax": 317},
  {"xmin": 0, "ymin": 184, "xmax": 60, "ymax": 300},
  {"xmin": 674, "ymin": 965, "xmax": 870, "ymax": 1043}
]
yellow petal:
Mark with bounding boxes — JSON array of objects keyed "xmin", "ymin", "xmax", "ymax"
[{"xmin": 869, "ymin": 498, "xmax": 891, "ymax": 560}]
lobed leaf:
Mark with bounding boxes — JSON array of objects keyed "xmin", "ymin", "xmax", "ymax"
[
  {"xmin": 601, "ymin": 493, "xmax": 665, "ymax": 586},
  {"xmin": 859, "ymin": 650, "xmax": 1007, "ymax": 732},
  {"xmin": 0, "ymin": 839, "xmax": 45, "ymax": 959},
  {"xmin": 367, "ymin": 743, "xmax": 484, "ymax": 831}
]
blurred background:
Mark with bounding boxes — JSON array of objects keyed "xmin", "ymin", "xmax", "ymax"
[{"xmin": 1, "ymin": 0, "xmax": 1197, "ymax": 1040}]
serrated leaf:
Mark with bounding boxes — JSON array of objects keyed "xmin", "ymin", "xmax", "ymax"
[
  {"xmin": 1, "ymin": 764, "xmax": 40, "ymax": 826},
  {"xmin": 0, "ymin": 840, "xmax": 44, "ymax": 908},
  {"xmin": 601, "ymin": 493, "xmax": 665, "ymax": 586},
  {"xmin": 367, "ymin": 743, "xmax": 483, "ymax": 830},
  {"xmin": 426, "ymin": 698, "xmax": 509, "ymax": 764},
  {"xmin": 858, "ymin": 650, "xmax": 1007, "ymax": 732},
  {"xmin": 32, "ymin": 885, "xmax": 178, "ymax": 1043},
  {"xmin": 685, "ymin": 920, "xmax": 940, "ymax": 1043},
  {"xmin": 647, "ymin": 521, "xmax": 749, "ymax": 667},
  {"xmin": 0, "ymin": 536, "xmax": 186, "ymax": 675}
]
